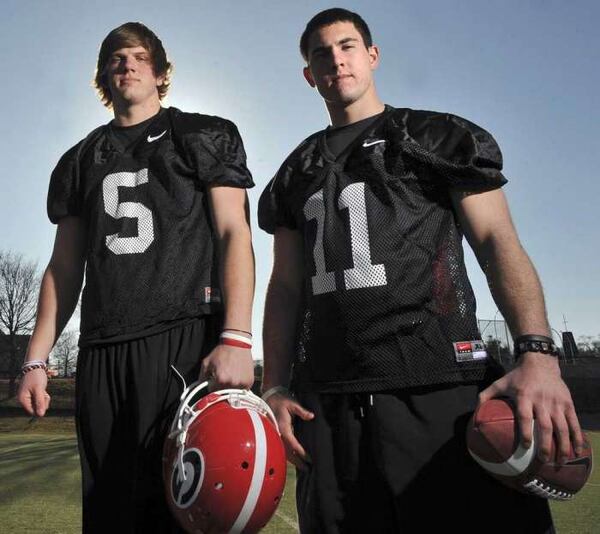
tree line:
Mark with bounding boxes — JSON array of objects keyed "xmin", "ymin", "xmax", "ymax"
[{"xmin": 0, "ymin": 250, "xmax": 77, "ymax": 396}]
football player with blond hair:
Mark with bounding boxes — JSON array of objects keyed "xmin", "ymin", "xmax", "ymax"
[{"xmin": 18, "ymin": 22, "xmax": 255, "ymax": 532}]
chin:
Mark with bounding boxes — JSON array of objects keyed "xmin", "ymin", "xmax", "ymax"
[
  {"xmin": 120, "ymin": 91, "xmax": 150, "ymax": 105},
  {"xmin": 325, "ymin": 93, "xmax": 361, "ymax": 107},
  {"xmin": 321, "ymin": 85, "xmax": 365, "ymax": 106}
]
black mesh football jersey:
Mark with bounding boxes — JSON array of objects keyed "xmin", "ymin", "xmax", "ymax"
[
  {"xmin": 259, "ymin": 106, "xmax": 506, "ymax": 392},
  {"xmin": 48, "ymin": 107, "xmax": 254, "ymax": 346}
]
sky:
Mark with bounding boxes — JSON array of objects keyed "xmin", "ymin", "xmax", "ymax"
[{"xmin": 0, "ymin": 0, "xmax": 598, "ymax": 358}]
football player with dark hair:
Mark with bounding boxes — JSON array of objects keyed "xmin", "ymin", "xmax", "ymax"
[
  {"xmin": 17, "ymin": 21, "xmax": 255, "ymax": 533},
  {"xmin": 259, "ymin": 7, "xmax": 583, "ymax": 533}
]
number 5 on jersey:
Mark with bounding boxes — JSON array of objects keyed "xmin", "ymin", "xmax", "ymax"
[
  {"xmin": 303, "ymin": 182, "xmax": 387, "ymax": 295},
  {"xmin": 102, "ymin": 169, "xmax": 154, "ymax": 255}
]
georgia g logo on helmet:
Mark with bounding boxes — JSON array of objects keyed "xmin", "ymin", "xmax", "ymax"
[{"xmin": 170, "ymin": 447, "xmax": 204, "ymax": 509}]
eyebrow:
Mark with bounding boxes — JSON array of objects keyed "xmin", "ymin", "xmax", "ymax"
[
  {"xmin": 110, "ymin": 51, "xmax": 149, "ymax": 59},
  {"xmin": 310, "ymin": 37, "xmax": 360, "ymax": 57}
]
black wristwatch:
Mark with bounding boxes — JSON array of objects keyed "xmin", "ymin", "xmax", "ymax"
[{"xmin": 514, "ymin": 334, "xmax": 559, "ymax": 360}]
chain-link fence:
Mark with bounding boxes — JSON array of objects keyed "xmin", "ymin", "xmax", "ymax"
[{"xmin": 477, "ymin": 318, "xmax": 513, "ymax": 368}]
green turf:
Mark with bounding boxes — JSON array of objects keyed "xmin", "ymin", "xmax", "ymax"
[
  {"xmin": 550, "ymin": 431, "xmax": 600, "ymax": 534},
  {"xmin": 0, "ymin": 416, "xmax": 76, "ymax": 434},
  {"xmin": 0, "ymin": 429, "xmax": 298, "ymax": 534},
  {"xmin": 0, "ymin": 427, "xmax": 598, "ymax": 533},
  {"xmin": 0, "ymin": 434, "xmax": 81, "ymax": 534}
]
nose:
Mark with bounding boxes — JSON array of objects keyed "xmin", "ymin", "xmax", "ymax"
[
  {"xmin": 121, "ymin": 55, "xmax": 137, "ymax": 72},
  {"xmin": 330, "ymin": 48, "xmax": 345, "ymax": 69}
]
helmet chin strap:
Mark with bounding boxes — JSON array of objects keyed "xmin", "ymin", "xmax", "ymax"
[
  {"xmin": 170, "ymin": 364, "xmax": 191, "ymax": 393},
  {"xmin": 168, "ymin": 379, "xmax": 209, "ymax": 482}
]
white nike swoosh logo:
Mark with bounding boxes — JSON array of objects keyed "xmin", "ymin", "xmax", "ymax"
[
  {"xmin": 362, "ymin": 139, "xmax": 386, "ymax": 147},
  {"xmin": 147, "ymin": 130, "xmax": 167, "ymax": 143}
]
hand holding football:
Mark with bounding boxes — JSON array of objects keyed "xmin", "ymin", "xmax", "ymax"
[{"xmin": 466, "ymin": 398, "xmax": 592, "ymax": 500}]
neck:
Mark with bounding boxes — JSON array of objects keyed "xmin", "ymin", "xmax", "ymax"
[
  {"xmin": 112, "ymin": 98, "xmax": 162, "ymax": 127},
  {"xmin": 326, "ymin": 89, "xmax": 385, "ymax": 128}
]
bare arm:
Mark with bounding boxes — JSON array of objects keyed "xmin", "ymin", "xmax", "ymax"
[
  {"xmin": 451, "ymin": 188, "xmax": 584, "ymax": 461},
  {"xmin": 200, "ymin": 185, "xmax": 255, "ymax": 388},
  {"xmin": 451, "ymin": 188, "xmax": 549, "ymax": 336},
  {"xmin": 262, "ymin": 228, "xmax": 305, "ymax": 391},
  {"xmin": 18, "ymin": 216, "xmax": 86, "ymax": 416},
  {"xmin": 263, "ymin": 227, "xmax": 314, "ymax": 468}
]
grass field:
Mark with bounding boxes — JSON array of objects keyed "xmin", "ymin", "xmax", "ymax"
[
  {"xmin": 0, "ymin": 417, "xmax": 598, "ymax": 533},
  {"xmin": 0, "ymin": 417, "xmax": 299, "ymax": 534}
]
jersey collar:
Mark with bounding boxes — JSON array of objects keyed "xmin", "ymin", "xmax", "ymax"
[{"xmin": 318, "ymin": 104, "xmax": 394, "ymax": 164}]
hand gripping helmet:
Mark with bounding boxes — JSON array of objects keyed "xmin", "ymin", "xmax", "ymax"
[{"xmin": 163, "ymin": 381, "xmax": 287, "ymax": 533}]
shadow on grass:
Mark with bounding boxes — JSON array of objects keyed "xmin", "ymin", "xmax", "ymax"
[{"xmin": 0, "ymin": 436, "xmax": 80, "ymax": 507}]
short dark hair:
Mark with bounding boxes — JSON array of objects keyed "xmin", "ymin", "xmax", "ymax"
[
  {"xmin": 94, "ymin": 22, "xmax": 172, "ymax": 108},
  {"xmin": 300, "ymin": 8, "xmax": 373, "ymax": 62}
]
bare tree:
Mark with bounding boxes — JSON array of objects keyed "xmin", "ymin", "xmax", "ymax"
[
  {"xmin": 0, "ymin": 251, "xmax": 39, "ymax": 395},
  {"xmin": 577, "ymin": 335, "xmax": 600, "ymax": 357},
  {"xmin": 51, "ymin": 330, "xmax": 78, "ymax": 377}
]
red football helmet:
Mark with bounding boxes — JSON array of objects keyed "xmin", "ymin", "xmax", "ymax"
[{"xmin": 163, "ymin": 381, "xmax": 287, "ymax": 533}]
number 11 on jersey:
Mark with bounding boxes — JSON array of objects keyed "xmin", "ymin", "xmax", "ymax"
[{"xmin": 303, "ymin": 182, "xmax": 387, "ymax": 296}]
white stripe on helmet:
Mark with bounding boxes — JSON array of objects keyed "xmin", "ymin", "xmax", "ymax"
[{"xmin": 230, "ymin": 409, "xmax": 267, "ymax": 533}]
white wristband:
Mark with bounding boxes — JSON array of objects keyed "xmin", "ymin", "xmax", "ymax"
[
  {"xmin": 261, "ymin": 385, "xmax": 291, "ymax": 402},
  {"xmin": 22, "ymin": 359, "xmax": 47, "ymax": 367},
  {"xmin": 220, "ymin": 331, "xmax": 253, "ymax": 349},
  {"xmin": 21, "ymin": 360, "xmax": 48, "ymax": 375}
]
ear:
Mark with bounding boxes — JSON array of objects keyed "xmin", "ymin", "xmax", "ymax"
[
  {"xmin": 156, "ymin": 74, "xmax": 166, "ymax": 88},
  {"xmin": 368, "ymin": 44, "xmax": 380, "ymax": 71},
  {"xmin": 303, "ymin": 66, "xmax": 316, "ymax": 88}
]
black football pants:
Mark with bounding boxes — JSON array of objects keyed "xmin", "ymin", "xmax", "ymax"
[
  {"xmin": 75, "ymin": 317, "xmax": 220, "ymax": 533},
  {"xmin": 294, "ymin": 384, "xmax": 555, "ymax": 534}
]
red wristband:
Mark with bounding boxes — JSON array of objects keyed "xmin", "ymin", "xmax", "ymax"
[{"xmin": 220, "ymin": 331, "xmax": 252, "ymax": 349}]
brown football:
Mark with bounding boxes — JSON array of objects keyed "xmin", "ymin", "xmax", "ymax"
[{"xmin": 466, "ymin": 398, "xmax": 593, "ymax": 500}]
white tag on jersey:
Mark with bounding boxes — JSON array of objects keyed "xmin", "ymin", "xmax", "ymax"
[
  {"xmin": 453, "ymin": 340, "xmax": 487, "ymax": 362},
  {"xmin": 203, "ymin": 287, "xmax": 221, "ymax": 304}
]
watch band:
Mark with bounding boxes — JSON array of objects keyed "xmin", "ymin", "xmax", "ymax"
[{"xmin": 514, "ymin": 334, "xmax": 559, "ymax": 359}]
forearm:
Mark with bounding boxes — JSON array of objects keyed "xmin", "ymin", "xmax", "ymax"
[
  {"xmin": 451, "ymin": 189, "xmax": 551, "ymax": 340},
  {"xmin": 479, "ymin": 236, "xmax": 550, "ymax": 338},
  {"xmin": 453, "ymin": 187, "xmax": 581, "ymax": 457},
  {"xmin": 199, "ymin": 201, "xmax": 255, "ymax": 390},
  {"xmin": 25, "ymin": 261, "xmax": 84, "ymax": 361},
  {"xmin": 262, "ymin": 278, "xmax": 300, "ymax": 391},
  {"xmin": 218, "ymin": 227, "xmax": 255, "ymax": 333}
]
